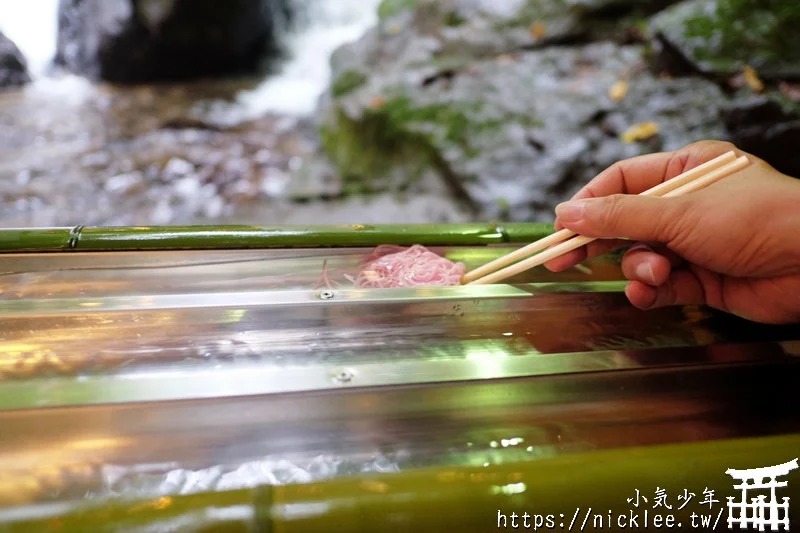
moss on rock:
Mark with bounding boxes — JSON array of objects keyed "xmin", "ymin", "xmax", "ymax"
[
  {"xmin": 377, "ymin": 0, "xmax": 421, "ymax": 21},
  {"xmin": 652, "ymin": 0, "xmax": 800, "ymax": 77},
  {"xmin": 685, "ymin": 0, "xmax": 800, "ymax": 68},
  {"xmin": 331, "ymin": 70, "xmax": 368, "ymax": 97},
  {"xmin": 320, "ymin": 94, "xmax": 504, "ymax": 193}
]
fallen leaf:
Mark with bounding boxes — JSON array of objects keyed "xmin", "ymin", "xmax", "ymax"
[
  {"xmin": 368, "ymin": 96, "xmax": 386, "ymax": 109},
  {"xmin": 608, "ymin": 80, "xmax": 629, "ymax": 102},
  {"xmin": 529, "ymin": 22, "xmax": 546, "ymax": 40},
  {"xmin": 742, "ymin": 65, "xmax": 764, "ymax": 93},
  {"xmin": 621, "ymin": 122, "xmax": 659, "ymax": 143}
]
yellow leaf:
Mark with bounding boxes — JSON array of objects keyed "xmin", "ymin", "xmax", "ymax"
[
  {"xmin": 529, "ymin": 22, "xmax": 546, "ymax": 40},
  {"xmin": 742, "ymin": 65, "xmax": 764, "ymax": 93},
  {"xmin": 621, "ymin": 122, "xmax": 659, "ymax": 143},
  {"xmin": 608, "ymin": 80, "xmax": 629, "ymax": 102}
]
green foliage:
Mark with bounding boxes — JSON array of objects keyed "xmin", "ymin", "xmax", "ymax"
[
  {"xmin": 319, "ymin": 106, "xmax": 434, "ymax": 194},
  {"xmin": 443, "ymin": 11, "xmax": 466, "ymax": 27},
  {"xmin": 320, "ymin": 96, "xmax": 506, "ymax": 193},
  {"xmin": 377, "ymin": 0, "xmax": 420, "ymax": 20},
  {"xmin": 331, "ymin": 70, "xmax": 368, "ymax": 97},
  {"xmin": 376, "ymin": 96, "xmax": 487, "ymax": 149},
  {"xmin": 685, "ymin": 0, "xmax": 800, "ymax": 66}
]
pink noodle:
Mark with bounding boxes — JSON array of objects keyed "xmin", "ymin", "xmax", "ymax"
[{"xmin": 354, "ymin": 245, "xmax": 466, "ymax": 288}]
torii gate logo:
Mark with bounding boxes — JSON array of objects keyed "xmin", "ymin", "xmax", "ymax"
[{"xmin": 726, "ymin": 458, "xmax": 798, "ymax": 530}]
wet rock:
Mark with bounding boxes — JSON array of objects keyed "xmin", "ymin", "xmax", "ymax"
[
  {"xmin": 81, "ymin": 152, "xmax": 112, "ymax": 168},
  {"xmin": 650, "ymin": 0, "xmax": 800, "ymax": 79},
  {"xmin": 721, "ymin": 95, "xmax": 800, "ymax": 178},
  {"xmin": 648, "ymin": 1, "xmax": 800, "ymax": 177},
  {"xmin": 319, "ymin": 33, "xmax": 730, "ymax": 221},
  {"xmin": 172, "ymin": 176, "xmax": 202, "ymax": 199},
  {"xmin": 376, "ymin": 0, "xmax": 681, "ymax": 55},
  {"xmin": 55, "ymin": 0, "xmax": 291, "ymax": 83},
  {"xmin": 0, "ymin": 31, "xmax": 30, "ymax": 89},
  {"xmin": 104, "ymin": 171, "xmax": 146, "ymax": 195},
  {"xmin": 162, "ymin": 157, "xmax": 195, "ymax": 179}
]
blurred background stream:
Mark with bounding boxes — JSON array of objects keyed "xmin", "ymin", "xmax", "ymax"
[{"xmin": 0, "ymin": 0, "xmax": 797, "ymax": 227}]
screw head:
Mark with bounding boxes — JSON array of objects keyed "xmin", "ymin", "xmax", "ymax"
[
  {"xmin": 319, "ymin": 290, "xmax": 335, "ymax": 300},
  {"xmin": 332, "ymin": 369, "xmax": 354, "ymax": 384}
]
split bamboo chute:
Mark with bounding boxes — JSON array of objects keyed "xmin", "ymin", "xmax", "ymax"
[
  {"xmin": 3, "ymin": 433, "xmax": 799, "ymax": 532},
  {"xmin": 462, "ymin": 151, "xmax": 750, "ymax": 285}
]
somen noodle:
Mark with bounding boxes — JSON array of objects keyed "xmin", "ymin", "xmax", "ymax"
[{"xmin": 354, "ymin": 245, "xmax": 466, "ymax": 288}]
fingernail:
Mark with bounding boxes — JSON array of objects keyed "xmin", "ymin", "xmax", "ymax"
[
  {"xmin": 628, "ymin": 244, "xmax": 653, "ymax": 254},
  {"xmin": 555, "ymin": 200, "xmax": 586, "ymax": 222},
  {"xmin": 635, "ymin": 262, "xmax": 656, "ymax": 285}
]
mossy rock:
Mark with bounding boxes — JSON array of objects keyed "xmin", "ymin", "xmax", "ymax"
[
  {"xmin": 331, "ymin": 70, "xmax": 368, "ymax": 97},
  {"xmin": 317, "ymin": 0, "xmax": 737, "ymax": 222},
  {"xmin": 320, "ymin": 92, "xmax": 504, "ymax": 195},
  {"xmin": 377, "ymin": 0, "xmax": 421, "ymax": 21},
  {"xmin": 650, "ymin": 0, "xmax": 800, "ymax": 78}
]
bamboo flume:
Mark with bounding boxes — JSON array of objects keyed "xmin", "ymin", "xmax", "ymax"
[
  {"xmin": 4, "ymin": 433, "xmax": 798, "ymax": 532},
  {"xmin": 0, "ymin": 223, "xmax": 553, "ymax": 253}
]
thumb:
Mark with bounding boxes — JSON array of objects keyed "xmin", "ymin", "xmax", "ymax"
[{"xmin": 554, "ymin": 194, "xmax": 690, "ymax": 243}]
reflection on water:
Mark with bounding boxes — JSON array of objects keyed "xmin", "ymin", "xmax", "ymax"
[
  {"xmin": 0, "ymin": 428, "xmax": 571, "ymax": 506},
  {"xmin": 1, "ymin": 247, "xmax": 796, "ymax": 381}
]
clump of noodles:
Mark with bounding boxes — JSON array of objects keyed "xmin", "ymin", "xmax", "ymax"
[
  {"xmin": 354, "ymin": 245, "xmax": 466, "ymax": 288},
  {"xmin": 314, "ymin": 260, "xmax": 340, "ymax": 290}
]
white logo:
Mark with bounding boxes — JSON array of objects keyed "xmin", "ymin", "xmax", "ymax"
[{"xmin": 726, "ymin": 458, "xmax": 798, "ymax": 530}]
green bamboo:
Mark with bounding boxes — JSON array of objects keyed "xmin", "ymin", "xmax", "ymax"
[
  {"xmin": 0, "ymin": 224, "xmax": 554, "ymax": 253},
  {"xmin": 5, "ymin": 433, "xmax": 799, "ymax": 532}
]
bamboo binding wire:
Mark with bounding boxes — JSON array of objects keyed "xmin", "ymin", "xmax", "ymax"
[{"xmin": 463, "ymin": 152, "xmax": 750, "ymax": 286}]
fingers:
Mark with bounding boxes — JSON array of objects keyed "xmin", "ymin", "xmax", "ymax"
[
  {"xmin": 548, "ymin": 140, "xmax": 750, "ymax": 271},
  {"xmin": 554, "ymin": 141, "xmax": 744, "ymax": 235},
  {"xmin": 544, "ymin": 239, "xmax": 626, "ymax": 272},
  {"xmin": 621, "ymin": 247, "xmax": 707, "ymax": 310},
  {"xmin": 555, "ymin": 193, "xmax": 690, "ymax": 243},
  {"xmin": 621, "ymin": 245, "xmax": 674, "ymax": 285},
  {"xmin": 624, "ymin": 269, "xmax": 708, "ymax": 310},
  {"xmin": 568, "ymin": 141, "xmax": 742, "ymax": 202}
]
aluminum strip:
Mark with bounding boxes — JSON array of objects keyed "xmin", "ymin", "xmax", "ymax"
[
  {"xmin": 0, "ymin": 282, "xmax": 629, "ymax": 316},
  {"xmin": 0, "ymin": 342, "xmax": 793, "ymax": 409}
]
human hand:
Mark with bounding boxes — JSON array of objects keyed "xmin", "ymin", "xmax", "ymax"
[{"xmin": 545, "ymin": 141, "xmax": 800, "ymax": 324}]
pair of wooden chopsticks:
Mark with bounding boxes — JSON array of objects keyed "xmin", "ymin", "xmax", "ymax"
[{"xmin": 461, "ymin": 151, "xmax": 750, "ymax": 285}]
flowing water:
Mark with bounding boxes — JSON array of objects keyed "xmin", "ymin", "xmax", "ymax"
[{"xmin": 0, "ymin": 0, "xmax": 472, "ymax": 227}]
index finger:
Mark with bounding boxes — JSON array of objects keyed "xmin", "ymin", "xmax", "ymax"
[{"xmin": 571, "ymin": 141, "xmax": 742, "ymax": 201}]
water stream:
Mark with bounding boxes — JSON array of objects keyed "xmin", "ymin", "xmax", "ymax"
[{"xmin": 0, "ymin": 0, "xmax": 471, "ymax": 227}]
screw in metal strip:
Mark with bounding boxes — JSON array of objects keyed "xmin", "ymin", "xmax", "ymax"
[{"xmin": 331, "ymin": 369, "xmax": 354, "ymax": 384}]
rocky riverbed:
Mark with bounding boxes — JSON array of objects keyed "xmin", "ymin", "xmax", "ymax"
[
  {"xmin": 0, "ymin": 0, "xmax": 798, "ymax": 228},
  {"xmin": 0, "ymin": 75, "xmax": 469, "ymax": 227}
]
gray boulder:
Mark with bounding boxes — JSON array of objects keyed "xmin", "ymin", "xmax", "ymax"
[
  {"xmin": 721, "ymin": 95, "xmax": 800, "ymax": 179},
  {"xmin": 55, "ymin": 0, "xmax": 291, "ymax": 83},
  {"xmin": 650, "ymin": 0, "xmax": 800, "ymax": 79},
  {"xmin": 318, "ymin": 0, "xmax": 730, "ymax": 222},
  {"xmin": 648, "ymin": 0, "xmax": 800, "ymax": 178},
  {"xmin": 0, "ymin": 31, "xmax": 30, "ymax": 89}
]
